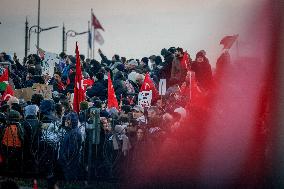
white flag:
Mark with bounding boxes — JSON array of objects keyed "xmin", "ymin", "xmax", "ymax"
[{"xmin": 94, "ymin": 30, "xmax": 104, "ymax": 45}]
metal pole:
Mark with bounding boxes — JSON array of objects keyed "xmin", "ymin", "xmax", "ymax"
[
  {"xmin": 28, "ymin": 27, "xmax": 32, "ymax": 53},
  {"xmin": 62, "ymin": 23, "xmax": 66, "ymax": 53},
  {"xmin": 36, "ymin": 0, "xmax": 40, "ymax": 55},
  {"xmin": 65, "ymin": 32, "xmax": 68, "ymax": 53},
  {"xmin": 88, "ymin": 21, "xmax": 90, "ymax": 59},
  {"xmin": 25, "ymin": 17, "xmax": 28, "ymax": 59},
  {"xmin": 93, "ymin": 30, "xmax": 95, "ymax": 59}
]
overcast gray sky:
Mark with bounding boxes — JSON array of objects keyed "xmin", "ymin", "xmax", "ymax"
[{"xmin": 0, "ymin": 0, "xmax": 263, "ymax": 66}]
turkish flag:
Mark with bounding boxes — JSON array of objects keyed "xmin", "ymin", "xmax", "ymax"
[
  {"xmin": 73, "ymin": 42, "xmax": 85, "ymax": 113},
  {"xmin": 1, "ymin": 84, "xmax": 14, "ymax": 101},
  {"xmin": 220, "ymin": 34, "xmax": 239, "ymax": 49},
  {"xmin": 107, "ymin": 72, "xmax": 119, "ymax": 109},
  {"xmin": 181, "ymin": 51, "xmax": 190, "ymax": 70},
  {"xmin": 140, "ymin": 73, "xmax": 159, "ymax": 103},
  {"xmin": 92, "ymin": 13, "xmax": 105, "ymax": 31},
  {"xmin": 0, "ymin": 68, "xmax": 9, "ymax": 83}
]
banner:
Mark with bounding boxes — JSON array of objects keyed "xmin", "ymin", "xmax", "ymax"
[
  {"xmin": 159, "ymin": 79, "xmax": 167, "ymax": 96},
  {"xmin": 42, "ymin": 52, "xmax": 59, "ymax": 77},
  {"xmin": 138, "ymin": 90, "xmax": 152, "ymax": 108},
  {"xmin": 14, "ymin": 84, "xmax": 53, "ymax": 101}
]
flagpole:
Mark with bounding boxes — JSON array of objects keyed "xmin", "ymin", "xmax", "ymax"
[
  {"xmin": 91, "ymin": 9, "xmax": 95, "ymax": 59},
  {"xmin": 236, "ymin": 38, "xmax": 240, "ymax": 59},
  {"xmin": 93, "ymin": 29, "xmax": 95, "ymax": 59},
  {"xmin": 87, "ymin": 21, "xmax": 90, "ymax": 59}
]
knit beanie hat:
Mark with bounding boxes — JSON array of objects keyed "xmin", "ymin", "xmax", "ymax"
[
  {"xmin": 24, "ymin": 104, "xmax": 39, "ymax": 117},
  {"xmin": 8, "ymin": 110, "xmax": 21, "ymax": 122}
]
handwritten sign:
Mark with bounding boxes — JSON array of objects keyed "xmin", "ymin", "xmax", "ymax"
[
  {"xmin": 138, "ymin": 90, "xmax": 152, "ymax": 108},
  {"xmin": 32, "ymin": 83, "xmax": 53, "ymax": 99}
]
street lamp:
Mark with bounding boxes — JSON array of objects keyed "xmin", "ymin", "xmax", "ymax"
[
  {"xmin": 63, "ymin": 29, "xmax": 88, "ymax": 53},
  {"xmin": 28, "ymin": 25, "xmax": 58, "ymax": 53}
]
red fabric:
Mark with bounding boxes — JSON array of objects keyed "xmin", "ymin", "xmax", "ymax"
[
  {"xmin": 33, "ymin": 179, "xmax": 38, "ymax": 189},
  {"xmin": 83, "ymin": 78, "xmax": 94, "ymax": 92},
  {"xmin": 140, "ymin": 73, "xmax": 159, "ymax": 103},
  {"xmin": 92, "ymin": 13, "xmax": 105, "ymax": 31},
  {"xmin": 107, "ymin": 72, "xmax": 119, "ymax": 109},
  {"xmin": 1, "ymin": 84, "xmax": 14, "ymax": 101},
  {"xmin": 180, "ymin": 51, "xmax": 190, "ymax": 70},
  {"xmin": 0, "ymin": 68, "xmax": 9, "ymax": 82},
  {"xmin": 57, "ymin": 81, "xmax": 65, "ymax": 91},
  {"xmin": 73, "ymin": 42, "xmax": 85, "ymax": 113},
  {"xmin": 220, "ymin": 34, "xmax": 239, "ymax": 49}
]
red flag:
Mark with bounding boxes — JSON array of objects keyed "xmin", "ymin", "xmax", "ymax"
[
  {"xmin": 92, "ymin": 12, "xmax": 105, "ymax": 31},
  {"xmin": 140, "ymin": 73, "xmax": 159, "ymax": 102},
  {"xmin": 0, "ymin": 68, "xmax": 9, "ymax": 82},
  {"xmin": 33, "ymin": 179, "xmax": 38, "ymax": 189},
  {"xmin": 107, "ymin": 72, "xmax": 119, "ymax": 109},
  {"xmin": 220, "ymin": 34, "xmax": 239, "ymax": 49},
  {"xmin": 83, "ymin": 78, "xmax": 94, "ymax": 92},
  {"xmin": 0, "ymin": 82, "xmax": 14, "ymax": 101},
  {"xmin": 73, "ymin": 42, "xmax": 85, "ymax": 113},
  {"xmin": 181, "ymin": 51, "xmax": 190, "ymax": 70}
]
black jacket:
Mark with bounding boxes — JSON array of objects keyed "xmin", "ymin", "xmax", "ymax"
[{"xmin": 86, "ymin": 79, "xmax": 107, "ymax": 101}]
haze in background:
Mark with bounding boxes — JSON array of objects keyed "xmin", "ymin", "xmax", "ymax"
[{"xmin": 0, "ymin": 0, "xmax": 260, "ymax": 66}]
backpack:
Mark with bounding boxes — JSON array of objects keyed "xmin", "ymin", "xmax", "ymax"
[{"xmin": 1, "ymin": 124, "xmax": 23, "ymax": 148}]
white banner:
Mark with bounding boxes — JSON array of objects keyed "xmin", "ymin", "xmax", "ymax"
[
  {"xmin": 159, "ymin": 79, "xmax": 166, "ymax": 95},
  {"xmin": 138, "ymin": 90, "xmax": 152, "ymax": 108},
  {"xmin": 42, "ymin": 52, "xmax": 59, "ymax": 77}
]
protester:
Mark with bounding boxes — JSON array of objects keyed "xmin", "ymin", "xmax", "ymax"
[{"xmin": 0, "ymin": 45, "xmax": 220, "ymax": 183}]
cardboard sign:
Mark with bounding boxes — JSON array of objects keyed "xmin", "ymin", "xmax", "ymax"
[
  {"xmin": 159, "ymin": 79, "xmax": 166, "ymax": 96},
  {"xmin": 14, "ymin": 88, "xmax": 34, "ymax": 101},
  {"xmin": 32, "ymin": 83, "xmax": 53, "ymax": 99},
  {"xmin": 138, "ymin": 90, "xmax": 152, "ymax": 107}
]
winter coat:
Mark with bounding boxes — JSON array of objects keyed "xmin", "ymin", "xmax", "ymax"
[
  {"xmin": 113, "ymin": 73, "xmax": 128, "ymax": 100},
  {"xmin": 59, "ymin": 113, "xmax": 82, "ymax": 180},
  {"xmin": 86, "ymin": 79, "xmax": 107, "ymax": 101},
  {"xmin": 191, "ymin": 60, "xmax": 213, "ymax": 90},
  {"xmin": 159, "ymin": 54, "xmax": 174, "ymax": 80}
]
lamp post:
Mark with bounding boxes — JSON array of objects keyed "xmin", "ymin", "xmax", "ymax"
[
  {"xmin": 28, "ymin": 25, "xmax": 58, "ymax": 53},
  {"xmin": 37, "ymin": 0, "xmax": 40, "ymax": 55},
  {"xmin": 24, "ymin": 17, "xmax": 29, "ymax": 59},
  {"xmin": 63, "ymin": 29, "xmax": 88, "ymax": 53}
]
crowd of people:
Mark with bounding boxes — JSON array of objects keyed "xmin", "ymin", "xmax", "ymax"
[{"xmin": 0, "ymin": 46, "xmax": 237, "ymax": 184}]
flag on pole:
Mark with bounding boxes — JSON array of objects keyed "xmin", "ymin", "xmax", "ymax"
[
  {"xmin": 220, "ymin": 34, "xmax": 239, "ymax": 50},
  {"xmin": 73, "ymin": 42, "xmax": 85, "ymax": 113},
  {"xmin": 94, "ymin": 30, "xmax": 104, "ymax": 45},
  {"xmin": 88, "ymin": 29, "xmax": 92, "ymax": 49},
  {"xmin": 0, "ymin": 68, "xmax": 9, "ymax": 83},
  {"xmin": 181, "ymin": 51, "xmax": 190, "ymax": 70},
  {"xmin": 33, "ymin": 179, "xmax": 38, "ymax": 189},
  {"xmin": 107, "ymin": 72, "xmax": 119, "ymax": 109},
  {"xmin": 140, "ymin": 73, "xmax": 159, "ymax": 103},
  {"xmin": 0, "ymin": 82, "xmax": 14, "ymax": 101},
  {"xmin": 92, "ymin": 12, "xmax": 104, "ymax": 31}
]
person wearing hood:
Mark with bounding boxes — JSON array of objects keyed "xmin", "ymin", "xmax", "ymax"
[
  {"xmin": 159, "ymin": 48, "xmax": 175, "ymax": 81},
  {"xmin": 59, "ymin": 112, "xmax": 83, "ymax": 181},
  {"xmin": 86, "ymin": 72, "xmax": 107, "ymax": 101},
  {"xmin": 113, "ymin": 71, "xmax": 128, "ymax": 101},
  {"xmin": 191, "ymin": 51, "xmax": 213, "ymax": 92}
]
